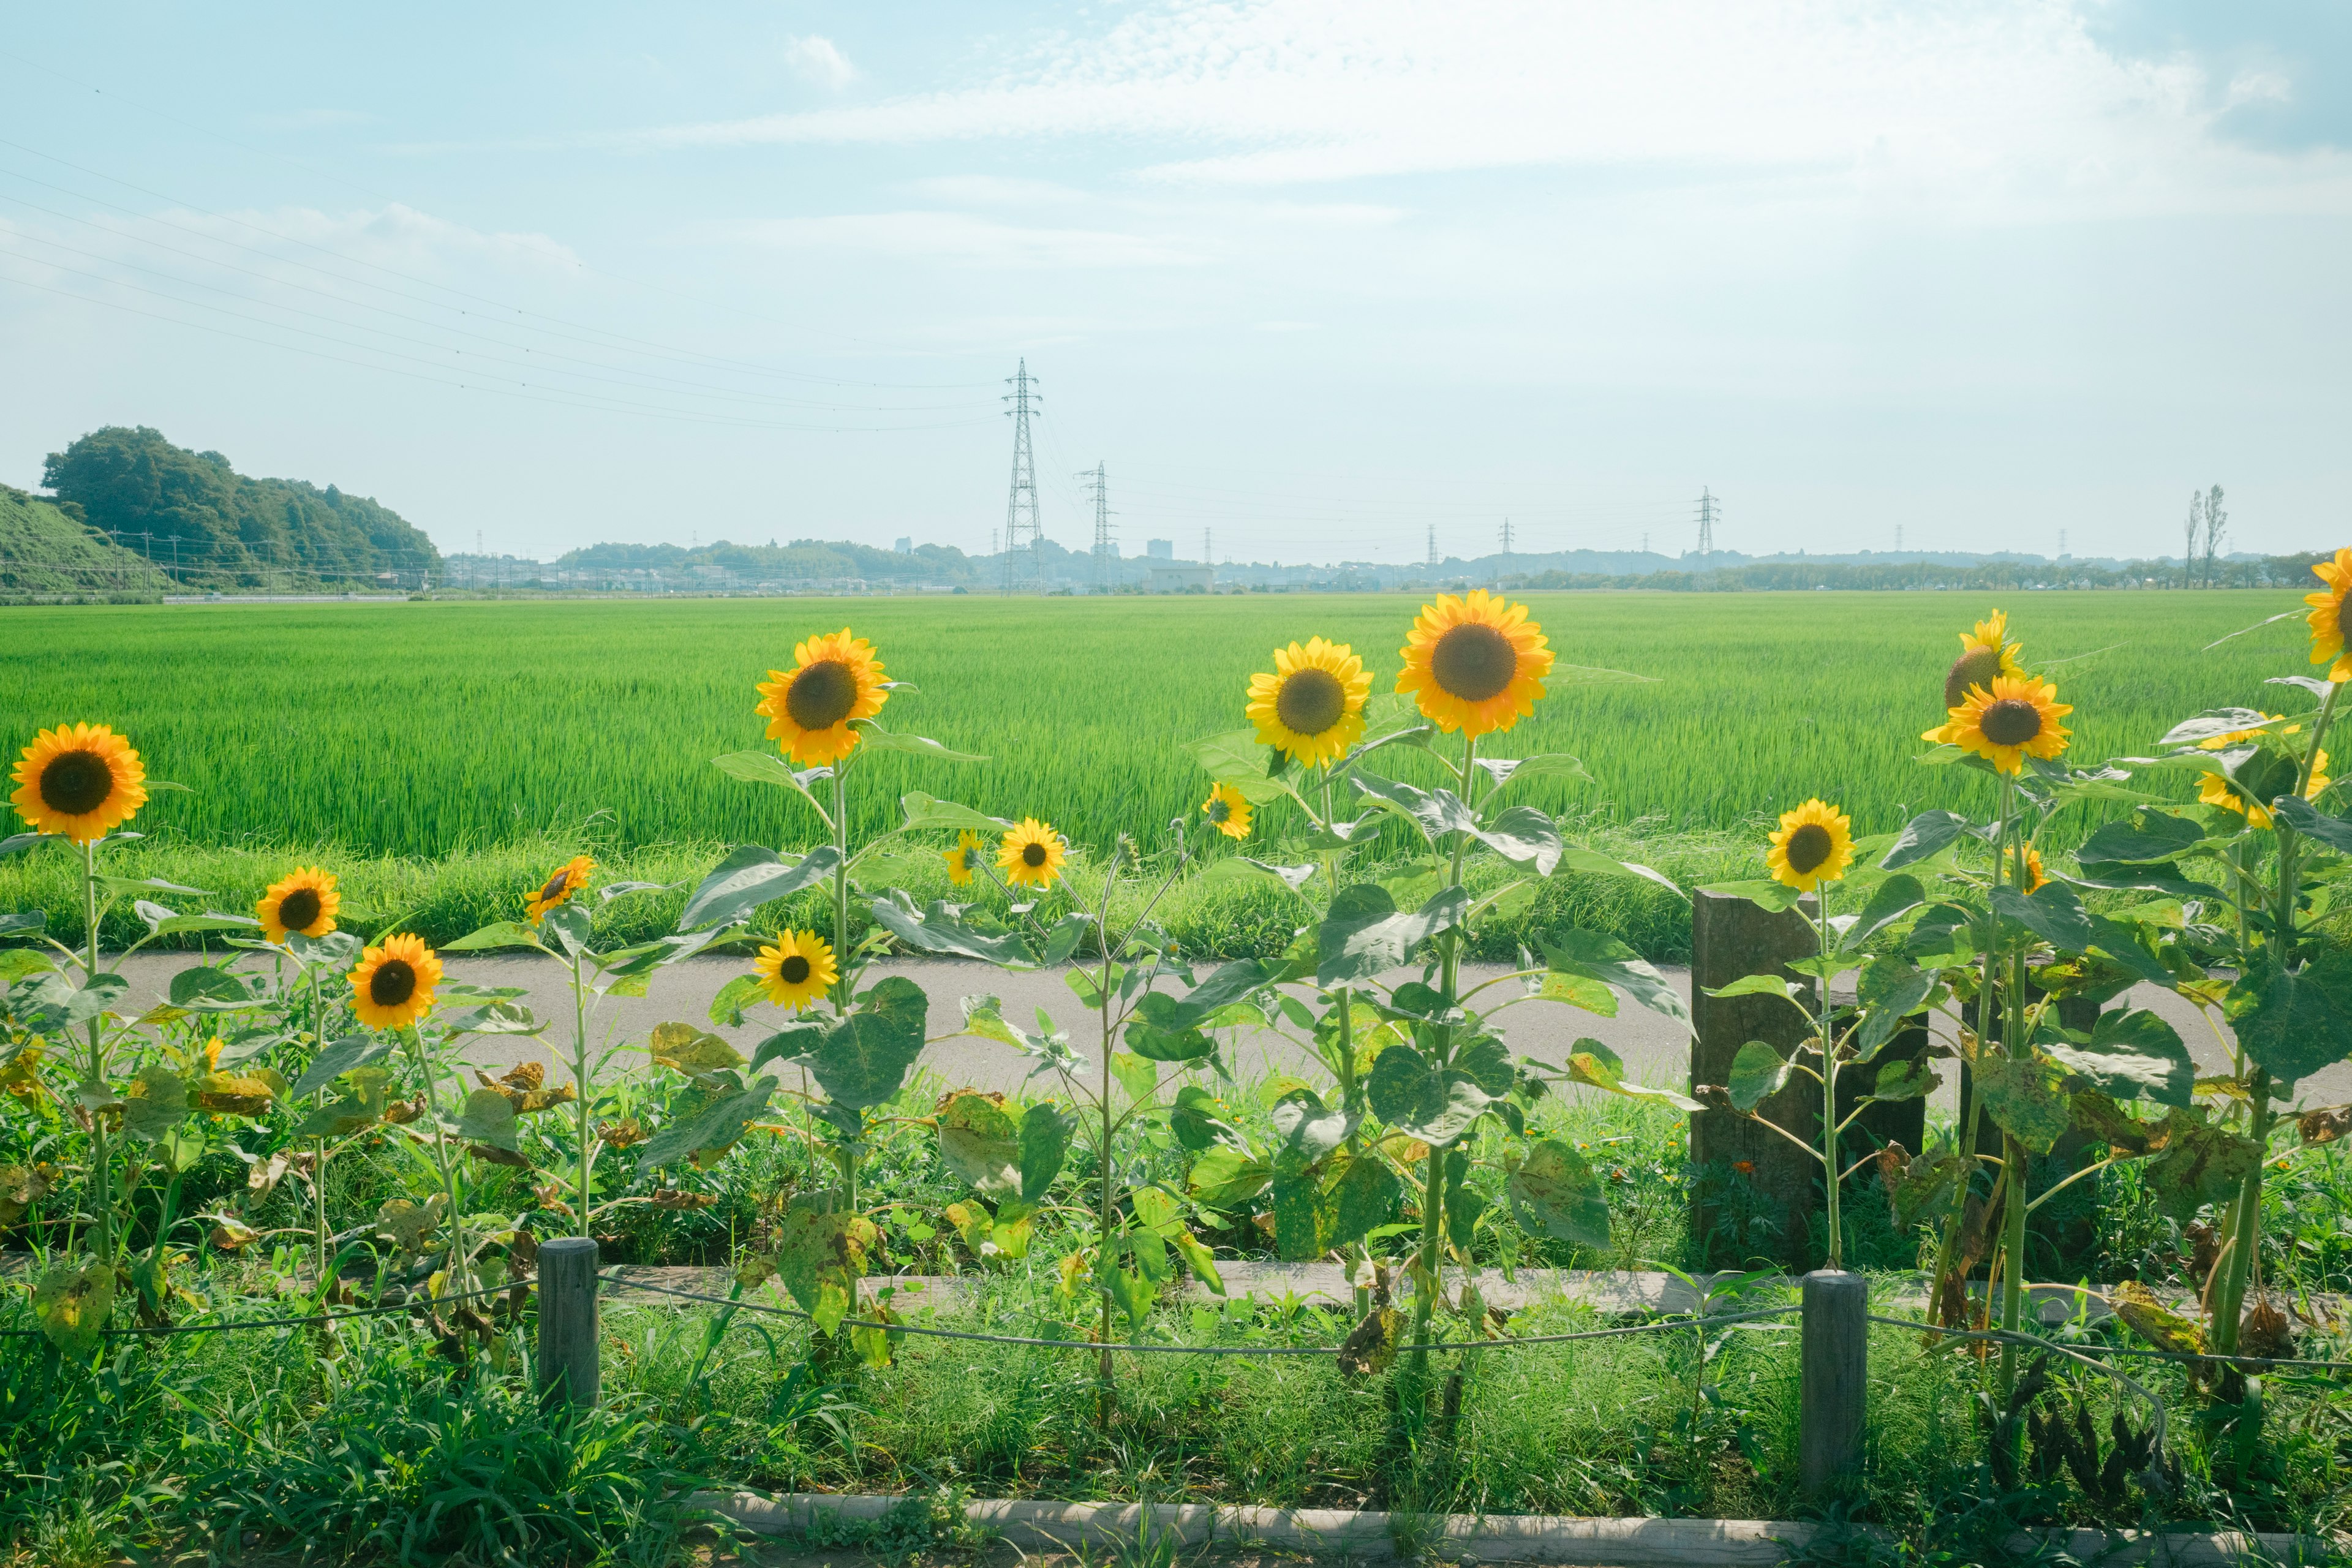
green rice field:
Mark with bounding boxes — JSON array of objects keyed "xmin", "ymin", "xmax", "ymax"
[{"xmin": 0, "ymin": 589, "xmax": 2310, "ymax": 858}]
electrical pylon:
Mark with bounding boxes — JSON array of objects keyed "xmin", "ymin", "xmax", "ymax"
[
  {"xmin": 1080, "ymin": 462, "xmax": 1116, "ymax": 592},
  {"xmin": 1002, "ymin": 360, "xmax": 1042, "ymax": 594}
]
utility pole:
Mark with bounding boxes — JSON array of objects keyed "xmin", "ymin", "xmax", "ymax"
[
  {"xmin": 1080, "ymin": 463, "xmax": 1116, "ymax": 592},
  {"xmin": 1695, "ymin": 488, "xmax": 1718, "ymax": 571},
  {"xmin": 1001, "ymin": 360, "xmax": 1043, "ymax": 594},
  {"xmin": 1894, "ymin": 523, "xmax": 1903, "ymax": 552}
]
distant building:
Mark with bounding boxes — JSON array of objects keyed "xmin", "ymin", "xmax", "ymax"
[
  {"xmin": 894, "ymin": 537, "xmax": 913, "ymax": 553},
  {"xmin": 1147, "ymin": 564, "xmax": 1214, "ymax": 594},
  {"xmin": 1147, "ymin": 538, "xmax": 1174, "ymax": 560}
]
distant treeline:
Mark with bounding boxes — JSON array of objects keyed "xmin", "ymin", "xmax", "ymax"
[
  {"xmin": 41, "ymin": 426, "xmax": 441, "ymax": 587},
  {"xmin": 1507, "ymin": 554, "xmax": 2333, "ymax": 594},
  {"xmin": 562, "ymin": 535, "xmax": 995, "ymax": 582}
]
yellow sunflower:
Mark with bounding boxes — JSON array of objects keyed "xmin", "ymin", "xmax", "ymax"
[
  {"xmin": 998, "ymin": 818, "xmax": 1067, "ymax": 890},
  {"xmin": 2200, "ymin": 748, "xmax": 2330, "ymax": 829},
  {"xmin": 10, "ymin": 723, "xmax": 147, "ymax": 843},
  {"xmin": 1202, "ymin": 783, "xmax": 1253, "ymax": 840},
  {"xmin": 942, "ymin": 829, "xmax": 987, "ymax": 887},
  {"xmin": 755, "ymin": 628, "xmax": 889, "ymax": 767},
  {"xmin": 2304, "ymin": 548, "xmax": 2352, "ymax": 682},
  {"xmin": 2198, "ymin": 714, "xmax": 2299, "ymax": 751},
  {"xmin": 1245, "ymin": 637, "xmax": 1373, "ymax": 766},
  {"xmin": 257, "ymin": 866, "xmax": 340, "ymax": 943},
  {"xmin": 527, "ymin": 855, "xmax": 595, "ymax": 922},
  {"xmin": 350, "ymin": 933, "xmax": 443, "ymax": 1031},
  {"xmin": 1396, "ymin": 592, "xmax": 1556, "ymax": 737},
  {"xmin": 754, "ymin": 930, "xmax": 836, "ymax": 1011},
  {"xmin": 2000, "ymin": 843, "xmax": 2048, "ymax": 894},
  {"xmin": 1925, "ymin": 674, "xmax": 2072, "ymax": 774},
  {"xmin": 1765, "ymin": 799, "xmax": 1854, "ymax": 892},
  {"xmin": 1943, "ymin": 611, "xmax": 2026, "ymax": 708}
]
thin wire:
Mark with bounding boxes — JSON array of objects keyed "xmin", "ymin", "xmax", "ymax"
[
  {"xmin": 1866, "ymin": 1314, "xmax": 2351, "ymax": 1374},
  {"xmin": 1867, "ymin": 1313, "xmax": 2171, "ymax": 1463},
  {"xmin": 601, "ymin": 1274, "xmax": 1795, "ymax": 1354},
  {"xmin": 0, "ymin": 1277, "xmax": 526, "ymax": 1340}
]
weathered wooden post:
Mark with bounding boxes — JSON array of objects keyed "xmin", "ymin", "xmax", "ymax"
[
  {"xmin": 1800, "ymin": 1268, "xmax": 1866, "ymax": 1495},
  {"xmin": 538, "ymin": 1236, "xmax": 600, "ymax": 1409},
  {"xmin": 1690, "ymin": 890, "xmax": 1819, "ymax": 1268}
]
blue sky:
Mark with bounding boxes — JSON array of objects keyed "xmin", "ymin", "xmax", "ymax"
[{"xmin": 2, "ymin": 1, "xmax": 2348, "ymax": 565}]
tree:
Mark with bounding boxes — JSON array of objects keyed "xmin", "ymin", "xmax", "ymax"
[
  {"xmin": 2185, "ymin": 491, "xmax": 2204, "ymax": 588},
  {"xmin": 2201, "ymin": 483, "xmax": 2228, "ymax": 588}
]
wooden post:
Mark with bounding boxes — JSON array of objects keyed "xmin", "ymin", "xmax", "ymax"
[
  {"xmin": 1690, "ymin": 889, "xmax": 1820, "ymax": 1268},
  {"xmin": 538, "ymin": 1236, "xmax": 600, "ymax": 1409},
  {"xmin": 1800, "ymin": 1268, "xmax": 1866, "ymax": 1495}
]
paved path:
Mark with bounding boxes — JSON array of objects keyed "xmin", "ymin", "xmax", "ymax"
[{"xmin": 106, "ymin": 952, "xmax": 2352, "ymax": 1110}]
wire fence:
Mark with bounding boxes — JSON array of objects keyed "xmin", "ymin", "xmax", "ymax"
[{"xmin": 0, "ymin": 1277, "xmax": 524, "ymax": 1340}]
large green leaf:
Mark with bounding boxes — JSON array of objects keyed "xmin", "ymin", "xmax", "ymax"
[
  {"xmin": 2274, "ymin": 793, "xmax": 2352, "ymax": 854},
  {"xmin": 935, "ymin": 1090, "xmax": 1020, "ymax": 1196},
  {"xmin": 1331, "ymin": 1153, "xmax": 1400, "ymax": 1246},
  {"xmin": 636, "ymin": 1077, "xmax": 778, "ymax": 1171},
  {"xmin": 800, "ymin": 976, "xmax": 929, "ymax": 1109},
  {"xmin": 290, "ymin": 1033, "xmax": 391, "ymax": 1099},
  {"xmin": 1726, "ymin": 1041, "xmax": 1794, "ymax": 1112},
  {"xmin": 1019, "ymin": 1101, "xmax": 1075, "ymax": 1200},
  {"xmin": 1365, "ymin": 1035, "xmax": 1510, "ymax": 1144},
  {"xmin": 121, "ymin": 1065, "xmax": 190, "ymax": 1141},
  {"xmin": 1188, "ymin": 1144, "xmax": 1273, "ymax": 1207},
  {"xmin": 847, "ymin": 720, "xmax": 985, "ymax": 763},
  {"xmin": 1168, "ymin": 1085, "xmax": 1242, "ymax": 1153},
  {"xmin": 679, "ymin": 844, "xmax": 842, "ymax": 932},
  {"xmin": 2227, "ymin": 957, "xmax": 2352, "ymax": 1085},
  {"xmin": 1561, "ymin": 1036, "xmax": 1703, "ymax": 1110},
  {"xmin": 1990, "ymin": 883, "xmax": 2096, "ymax": 953},
  {"xmin": 1270, "ymin": 1087, "xmax": 1352, "ymax": 1176},
  {"xmin": 1698, "ymin": 878, "xmax": 1806, "ymax": 913},
  {"xmin": 1184, "ymin": 728, "xmax": 1301, "ymax": 806},
  {"xmin": 1855, "ymin": 956, "xmax": 1935, "ymax": 1061},
  {"xmin": 2077, "ymin": 811, "xmax": 2206, "ymax": 865},
  {"xmin": 1973, "ymin": 1052, "xmax": 2073, "ymax": 1154},
  {"xmin": 1475, "ymin": 753, "xmax": 1592, "ymax": 796},
  {"xmin": 1542, "ymin": 929, "xmax": 1691, "ymax": 1031},
  {"xmin": 899, "ymin": 791, "xmax": 1010, "ymax": 834},
  {"xmin": 869, "ymin": 890, "xmax": 1035, "ymax": 967},
  {"xmin": 441, "ymin": 921, "xmax": 545, "ymax": 953},
  {"xmin": 774, "ymin": 1195, "xmax": 875, "ymax": 1336},
  {"xmin": 454, "ymin": 1087, "xmax": 520, "ymax": 1152},
  {"xmin": 294, "ymin": 1066, "xmax": 391, "ymax": 1137},
  {"xmin": 1315, "ymin": 884, "xmax": 1468, "ymax": 986},
  {"xmin": 1881, "ymin": 810, "xmax": 1970, "ymax": 869},
  {"xmin": 1507, "ymin": 1139, "xmax": 1610, "ymax": 1248},
  {"xmin": 2040, "ymin": 1008, "xmax": 2195, "ymax": 1107},
  {"xmin": 2143, "ymin": 1110, "xmax": 2264, "ymax": 1223},
  {"xmin": 1123, "ymin": 992, "xmax": 1217, "ymax": 1063},
  {"xmin": 32, "ymin": 1259, "xmax": 113, "ymax": 1355},
  {"xmin": 1842, "ymin": 874, "xmax": 1926, "ymax": 952}
]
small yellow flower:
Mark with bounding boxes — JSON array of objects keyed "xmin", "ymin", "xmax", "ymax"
[
  {"xmin": 2303, "ymin": 548, "xmax": 2352, "ymax": 682},
  {"xmin": 1245, "ymin": 637, "xmax": 1373, "ymax": 766},
  {"xmin": 257, "ymin": 866, "xmax": 339, "ymax": 943},
  {"xmin": 998, "ymin": 818, "xmax": 1067, "ymax": 890},
  {"xmin": 10, "ymin": 723, "xmax": 146, "ymax": 843},
  {"xmin": 350, "ymin": 934, "xmax": 443, "ymax": 1031},
  {"xmin": 527, "ymin": 855, "xmax": 595, "ymax": 923},
  {"xmin": 754, "ymin": 628, "xmax": 889, "ymax": 767},
  {"xmin": 942, "ymin": 829, "xmax": 987, "ymax": 887},
  {"xmin": 754, "ymin": 930, "xmax": 836, "ymax": 1012},
  {"xmin": 1766, "ymin": 799, "xmax": 1853, "ymax": 892},
  {"xmin": 1396, "ymin": 591, "xmax": 1555, "ymax": 737},
  {"xmin": 1202, "ymin": 783, "xmax": 1253, "ymax": 840},
  {"xmin": 1925, "ymin": 674, "xmax": 2072, "ymax": 774},
  {"xmin": 1943, "ymin": 611, "xmax": 2026, "ymax": 708}
]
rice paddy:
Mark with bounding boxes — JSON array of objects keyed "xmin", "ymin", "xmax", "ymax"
[{"xmin": 1, "ymin": 588, "xmax": 2307, "ymax": 858}]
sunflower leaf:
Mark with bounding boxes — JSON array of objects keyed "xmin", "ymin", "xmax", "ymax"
[
  {"xmin": 1555, "ymin": 845, "xmax": 1684, "ymax": 896},
  {"xmin": 1185, "ymin": 729, "xmax": 1306, "ymax": 807},
  {"xmin": 848, "ymin": 722, "xmax": 986, "ymax": 763},
  {"xmin": 1542, "ymin": 930, "xmax": 1691, "ymax": 1032},
  {"xmin": 2274, "ymin": 793, "xmax": 2352, "ymax": 854},
  {"xmin": 870, "ymin": 890, "xmax": 1036, "ymax": 968},
  {"xmin": 2157, "ymin": 707, "xmax": 2285, "ymax": 748},
  {"xmin": 1316, "ymin": 884, "xmax": 1468, "ymax": 986},
  {"xmin": 899, "ymin": 792, "xmax": 1011, "ymax": 835},
  {"xmin": 678, "ymin": 844, "xmax": 842, "ymax": 933},
  {"xmin": 801, "ymin": 975, "xmax": 929, "ymax": 1109},
  {"xmin": 1880, "ymin": 810, "xmax": 1970, "ymax": 869},
  {"xmin": 1506, "ymin": 1139, "xmax": 1611, "ymax": 1247},
  {"xmin": 711, "ymin": 750, "xmax": 834, "ymax": 818},
  {"xmin": 442, "ymin": 921, "xmax": 545, "ymax": 952},
  {"xmin": 290, "ymin": 1033, "xmax": 392, "ymax": 1099}
]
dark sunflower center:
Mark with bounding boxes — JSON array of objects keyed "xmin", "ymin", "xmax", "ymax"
[
  {"xmin": 1980, "ymin": 698, "xmax": 2043, "ymax": 747},
  {"xmin": 1275, "ymin": 668, "xmax": 1347, "ymax": 736},
  {"xmin": 780, "ymin": 955, "xmax": 812, "ymax": 985},
  {"xmin": 1944, "ymin": 647, "xmax": 2004, "ymax": 709},
  {"xmin": 1429, "ymin": 623, "xmax": 1518, "ymax": 703},
  {"xmin": 1023, "ymin": 842, "xmax": 1048, "ymax": 867},
  {"xmin": 784, "ymin": 660, "xmax": 859, "ymax": 731},
  {"xmin": 1785, "ymin": 822, "xmax": 1834, "ymax": 874},
  {"xmin": 538, "ymin": 870, "xmax": 571, "ymax": 905},
  {"xmin": 38, "ymin": 750, "xmax": 113, "ymax": 816},
  {"xmin": 277, "ymin": 889, "xmax": 322, "ymax": 931},
  {"xmin": 369, "ymin": 959, "xmax": 416, "ymax": 1007}
]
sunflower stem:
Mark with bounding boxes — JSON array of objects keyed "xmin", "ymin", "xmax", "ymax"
[
  {"xmin": 1408, "ymin": 729, "xmax": 1476, "ymax": 1386},
  {"xmin": 571, "ymin": 946, "xmax": 594, "ymax": 1240},
  {"xmin": 80, "ymin": 837, "xmax": 114, "ymax": 1264},
  {"xmin": 1814, "ymin": 890, "xmax": 1841, "ymax": 1272}
]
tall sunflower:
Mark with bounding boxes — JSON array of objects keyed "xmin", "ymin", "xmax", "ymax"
[
  {"xmin": 10, "ymin": 723, "xmax": 146, "ymax": 843},
  {"xmin": 998, "ymin": 818, "xmax": 1067, "ymax": 889},
  {"xmin": 2304, "ymin": 548, "xmax": 2352, "ymax": 682},
  {"xmin": 1945, "ymin": 611, "xmax": 2026, "ymax": 707},
  {"xmin": 1396, "ymin": 591, "xmax": 1555, "ymax": 737},
  {"xmin": 257, "ymin": 866, "xmax": 340, "ymax": 943},
  {"xmin": 755, "ymin": 628, "xmax": 889, "ymax": 766},
  {"xmin": 755, "ymin": 930, "xmax": 836, "ymax": 1011},
  {"xmin": 1924, "ymin": 674, "xmax": 2071, "ymax": 774},
  {"xmin": 350, "ymin": 933, "xmax": 443, "ymax": 1031},
  {"xmin": 942, "ymin": 829, "xmax": 987, "ymax": 887},
  {"xmin": 1245, "ymin": 637, "xmax": 1372, "ymax": 766},
  {"xmin": 1766, "ymin": 799, "xmax": 1853, "ymax": 892},
  {"xmin": 527, "ymin": 855, "xmax": 595, "ymax": 922},
  {"xmin": 2200, "ymin": 748, "xmax": 2330, "ymax": 830},
  {"xmin": 1202, "ymin": 783, "xmax": 1253, "ymax": 840}
]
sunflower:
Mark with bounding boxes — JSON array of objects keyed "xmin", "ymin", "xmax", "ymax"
[
  {"xmin": 942, "ymin": 829, "xmax": 987, "ymax": 887},
  {"xmin": 1245, "ymin": 637, "xmax": 1373, "ymax": 766},
  {"xmin": 2304, "ymin": 549, "xmax": 2352, "ymax": 682},
  {"xmin": 1396, "ymin": 592, "xmax": 1555, "ymax": 736},
  {"xmin": 1943, "ymin": 611, "xmax": 2026, "ymax": 708},
  {"xmin": 2198, "ymin": 714, "xmax": 2300, "ymax": 751},
  {"xmin": 755, "ymin": 628, "xmax": 889, "ymax": 766},
  {"xmin": 1765, "ymin": 799, "xmax": 1853, "ymax": 892},
  {"xmin": 10, "ymin": 723, "xmax": 146, "ymax": 843},
  {"xmin": 1202, "ymin": 783, "xmax": 1253, "ymax": 840},
  {"xmin": 998, "ymin": 818, "xmax": 1067, "ymax": 889},
  {"xmin": 527, "ymin": 855, "xmax": 595, "ymax": 922},
  {"xmin": 1924, "ymin": 674, "xmax": 2072, "ymax": 773},
  {"xmin": 754, "ymin": 930, "xmax": 836, "ymax": 1011},
  {"xmin": 257, "ymin": 866, "xmax": 340, "ymax": 943},
  {"xmin": 2000, "ymin": 843, "xmax": 2048, "ymax": 894},
  {"xmin": 2200, "ymin": 748, "xmax": 2330, "ymax": 829},
  {"xmin": 350, "ymin": 933, "xmax": 443, "ymax": 1031}
]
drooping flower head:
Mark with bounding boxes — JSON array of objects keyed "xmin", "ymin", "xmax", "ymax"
[
  {"xmin": 1397, "ymin": 592, "xmax": 1555, "ymax": 736},
  {"xmin": 257, "ymin": 866, "xmax": 340, "ymax": 943},
  {"xmin": 942, "ymin": 829, "xmax": 987, "ymax": 887},
  {"xmin": 351, "ymin": 933, "xmax": 443, "ymax": 1031},
  {"xmin": 1766, "ymin": 799, "xmax": 1853, "ymax": 892},
  {"xmin": 1943, "ymin": 611, "xmax": 2026, "ymax": 709},
  {"xmin": 1925, "ymin": 674, "xmax": 2072, "ymax": 774},
  {"xmin": 755, "ymin": 930, "xmax": 836, "ymax": 1012},
  {"xmin": 527, "ymin": 855, "xmax": 595, "ymax": 923},
  {"xmin": 1245, "ymin": 638, "xmax": 1372, "ymax": 766},
  {"xmin": 1202, "ymin": 782, "xmax": 1253, "ymax": 841},
  {"xmin": 10, "ymin": 723, "xmax": 146, "ymax": 843},
  {"xmin": 755, "ymin": 628, "xmax": 889, "ymax": 767},
  {"xmin": 2304, "ymin": 549, "xmax": 2352, "ymax": 682},
  {"xmin": 998, "ymin": 818, "xmax": 1067, "ymax": 890}
]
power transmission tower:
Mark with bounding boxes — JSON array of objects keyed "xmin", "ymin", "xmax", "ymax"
[
  {"xmin": 2057, "ymin": 528, "xmax": 2067, "ymax": 557},
  {"xmin": 1001, "ymin": 360, "xmax": 1043, "ymax": 594},
  {"xmin": 1499, "ymin": 518, "xmax": 1513, "ymax": 555},
  {"xmin": 1694, "ymin": 488, "xmax": 1718, "ymax": 570},
  {"xmin": 1426, "ymin": 524, "xmax": 1438, "ymax": 571},
  {"xmin": 1894, "ymin": 522, "xmax": 1903, "ymax": 552},
  {"xmin": 1080, "ymin": 463, "xmax": 1116, "ymax": 592},
  {"xmin": 1201, "ymin": 527, "xmax": 1212, "ymax": 569}
]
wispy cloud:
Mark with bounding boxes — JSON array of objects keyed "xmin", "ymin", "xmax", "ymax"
[
  {"xmin": 723, "ymin": 209, "xmax": 1204, "ymax": 268},
  {"xmin": 783, "ymin": 34, "xmax": 858, "ymax": 90}
]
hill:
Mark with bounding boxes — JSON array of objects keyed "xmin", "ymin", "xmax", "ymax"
[
  {"xmin": 40, "ymin": 427, "xmax": 440, "ymax": 589},
  {"xmin": 0, "ymin": 483, "xmax": 173, "ymax": 600}
]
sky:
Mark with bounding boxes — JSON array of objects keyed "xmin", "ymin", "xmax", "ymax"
[{"xmin": 2, "ymin": 1, "xmax": 2349, "ymax": 565}]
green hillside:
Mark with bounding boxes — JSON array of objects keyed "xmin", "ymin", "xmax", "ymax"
[{"xmin": 0, "ymin": 483, "xmax": 172, "ymax": 599}]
